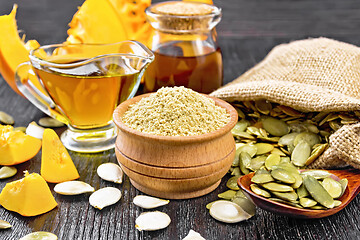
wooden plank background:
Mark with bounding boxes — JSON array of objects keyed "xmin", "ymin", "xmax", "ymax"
[{"xmin": 0, "ymin": 0, "xmax": 359, "ymax": 239}]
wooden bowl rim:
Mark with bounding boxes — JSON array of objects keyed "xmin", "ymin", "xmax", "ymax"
[{"xmin": 113, "ymin": 93, "xmax": 238, "ymax": 143}]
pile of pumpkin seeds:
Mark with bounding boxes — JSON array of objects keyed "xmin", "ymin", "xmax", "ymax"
[
  {"xmin": 250, "ymin": 165, "xmax": 347, "ymax": 209},
  {"xmin": 230, "ymin": 100, "xmax": 360, "ymax": 174}
]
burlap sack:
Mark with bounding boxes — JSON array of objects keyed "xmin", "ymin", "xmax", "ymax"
[{"xmin": 211, "ymin": 37, "xmax": 360, "ymax": 169}]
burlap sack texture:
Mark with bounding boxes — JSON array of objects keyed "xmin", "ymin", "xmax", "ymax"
[{"xmin": 211, "ymin": 37, "xmax": 360, "ymax": 169}]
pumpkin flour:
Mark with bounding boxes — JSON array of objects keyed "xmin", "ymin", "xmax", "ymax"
[{"xmin": 122, "ymin": 87, "xmax": 230, "ymax": 136}]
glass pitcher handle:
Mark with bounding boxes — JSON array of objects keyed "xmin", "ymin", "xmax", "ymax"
[{"xmin": 15, "ymin": 62, "xmax": 68, "ymax": 124}]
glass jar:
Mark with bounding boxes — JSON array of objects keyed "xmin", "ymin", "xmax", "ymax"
[{"xmin": 144, "ymin": 1, "xmax": 223, "ymax": 94}]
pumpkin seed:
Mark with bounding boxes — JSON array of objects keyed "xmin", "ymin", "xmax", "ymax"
[
  {"xmin": 135, "ymin": 211, "xmax": 171, "ymax": 231},
  {"xmin": 14, "ymin": 126, "xmax": 27, "ymax": 133},
  {"xmin": 250, "ymin": 184, "xmax": 271, "ymax": 198},
  {"xmin": 293, "ymin": 132, "xmax": 320, "ymax": 147},
  {"xmin": 0, "ymin": 166, "xmax": 17, "ymax": 179},
  {"xmin": 250, "ymin": 156, "xmax": 266, "ymax": 171},
  {"xmin": 234, "ymin": 107, "xmax": 246, "ymax": 119},
  {"xmin": 334, "ymin": 200, "xmax": 342, "ymax": 207},
  {"xmin": 89, "ymin": 187, "xmax": 121, "ymax": 210},
  {"xmin": 19, "ymin": 232, "xmax": 57, "ymax": 240},
  {"xmin": 182, "ymin": 230, "xmax": 206, "ymax": 240},
  {"xmin": 291, "ymin": 140, "xmax": 311, "ymax": 167},
  {"xmin": 231, "ymin": 197, "xmax": 256, "ymax": 216},
  {"xmin": 265, "ymin": 153, "xmax": 280, "ymax": 170},
  {"xmin": 305, "ymin": 143, "xmax": 328, "ymax": 165},
  {"xmin": 0, "ymin": 219, "xmax": 11, "ymax": 229},
  {"xmin": 322, "ymin": 177, "xmax": 342, "ymax": 199},
  {"xmin": 54, "ymin": 181, "xmax": 95, "ymax": 195},
  {"xmin": 291, "ymin": 173, "xmax": 303, "ymax": 189},
  {"xmin": 247, "ymin": 126, "xmax": 261, "ymax": 136},
  {"xmin": 231, "ymin": 167, "xmax": 241, "ymax": 176},
  {"xmin": 26, "ymin": 121, "xmax": 45, "ymax": 139},
  {"xmin": 262, "ymin": 117, "xmax": 290, "ymax": 137},
  {"xmin": 238, "ymin": 152, "xmax": 251, "ymax": 175},
  {"xmin": 231, "ymin": 119, "xmax": 250, "ymax": 136},
  {"xmin": 303, "ymin": 175, "xmax": 335, "ymax": 208},
  {"xmin": 338, "ymin": 179, "xmax": 348, "ymax": 198},
  {"xmin": 272, "ymin": 191, "xmax": 298, "ymax": 202},
  {"xmin": 233, "ymin": 143, "xmax": 245, "ymax": 166},
  {"xmin": 133, "ymin": 195, "xmax": 169, "ymax": 209},
  {"xmin": 226, "ymin": 176, "xmax": 240, "ymax": 190},
  {"xmin": 262, "ymin": 182, "xmax": 294, "ymax": 192},
  {"xmin": 38, "ymin": 117, "xmax": 65, "ymax": 128},
  {"xmin": 268, "ymin": 198, "xmax": 303, "ymax": 208},
  {"xmin": 271, "ymin": 168, "xmax": 295, "ymax": 184},
  {"xmin": 239, "ymin": 144, "xmax": 257, "ymax": 157},
  {"xmin": 310, "ymin": 205, "xmax": 326, "ymax": 210},
  {"xmin": 255, "ymin": 99, "xmax": 272, "ymax": 115},
  {"xmin": 299, "ymin": 197, "xmax": 317, "ymax": 208},
  {"xmin": 278, "ymin": 133, "xmax": 299, "ymax": 146},
  {"xmin": 236, "ymin": 132, "xmax": 256, "ymax": 140},
  {"xmin": 209, "ymin": 200, "xmax": 252, "ymax": 223},
  {"xmin": 301, "ymin": 170, "xmax": 331, "ymax": 179},
  {"xmin": 251, "ymin": 172, "xmax": 274, "ymax": 184},
  {"xmin": 232, "ymin": 189, "xmax": 247, "ymax": 199},
  {"xmin": 255, "ymin": 143, "xmax": 274, "ymax": 155},
  {"xmin": 277, "ymin": 105, "xmax": 304, "ymax": 117},
  {"xmin": 206, "ymin": 201, "xmax": 218, "ymax": 210},
  {"xmin": 97, "ymin": 163, "xmax": 123, "ymax": 184},
  {"xmin": 270, "ymin": 148, "xmax": 286, "ymax": 157},
  {"xmin": 0, "ymin": 111, "xmax": 14, "ymax": 125},
  {"xmin": 297, "ymin": 184, "xmax": 309, "ymax": 198},
  {"xmin": 218, "ymin": 190, "xmax": 237, "ymax": 200}
]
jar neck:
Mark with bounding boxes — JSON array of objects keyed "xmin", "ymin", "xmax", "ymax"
[{"xmin": 149, "ymin": 29, "xmax": 219, "ymax": 57}]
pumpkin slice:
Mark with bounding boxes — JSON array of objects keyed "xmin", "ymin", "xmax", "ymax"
[
  {"xmin": 0, "ymin": 5, "xmax": 41, "ymax": 96},
  {"xmin": 0, "ymin": 125, "xmax": 42, "ymax": 166},
  {"xmin": 41, "ymin": 129, "xmax": 79, "ymax": 183},
  {"xmin": 0, "ymin": 171, "xmax": 57, "ymax": 217},
  {"xmin": 66, "ymin": 0, "xmax": 128, "ymax": 44}
]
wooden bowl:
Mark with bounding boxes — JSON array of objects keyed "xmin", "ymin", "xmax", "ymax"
[{"xmin": 113, "ymin": 93, "xmax": 238, "ymax": 199}]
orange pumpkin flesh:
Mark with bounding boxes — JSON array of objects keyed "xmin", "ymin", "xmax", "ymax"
[
  {"xmin": 41, "ymin": 129, "xmax": 80, "ymax": 183},
  {"xmin": 0, "ymin": 125, "xmax": 42, "ymax": 166},
  {"xmin": 66, "ymin": 0, "xmax": 128, "ymax": 44},
  {"xmin": 0, "ymin": 5, "xmax": 40, "ymax": 96},
  {"xmin": 0, "ymin": 171, "xmax": 57, "ymax": 217}
]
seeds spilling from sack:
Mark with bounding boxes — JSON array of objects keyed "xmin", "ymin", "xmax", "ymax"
[
  {"xmin": 230, "ymin": 100, "xmax": 360, "ymax": 174},
  {"xmin": 250, "ymin": 165, "xmax": 347, "ymax": 209}
]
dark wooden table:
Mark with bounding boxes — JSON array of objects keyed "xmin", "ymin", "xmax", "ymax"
[{"xmin": 1, "ymin": 0, "xmax": 360, "ymax": 239}]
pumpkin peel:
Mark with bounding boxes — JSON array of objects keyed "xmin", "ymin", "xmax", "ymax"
[
  {"xmin": 0, "ymin": 171, "xmax": 57, "ymax": 217},
  {"xmin": 0, "ymin": 5, "xmax": 40, "ymax": 96},
  {"xmin": 41, "ymin": 129, "xmax": 80, "ymax": 183}
]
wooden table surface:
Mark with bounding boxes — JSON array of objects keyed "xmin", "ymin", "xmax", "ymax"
[{"xmin": 1, "ymin": 0, "xmax": 360, "ymax": 239}]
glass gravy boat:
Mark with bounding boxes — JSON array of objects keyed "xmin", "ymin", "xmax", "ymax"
[{"xmin": 16, "ymin": 41, "xmax": 154, "ymax": 153}]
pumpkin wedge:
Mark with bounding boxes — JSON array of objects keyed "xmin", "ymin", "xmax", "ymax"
[
  {"xmin": 41, "ymin": 129, "xmax": 79, "ymax": 183},
  {"xmin": 0, "ymin": 125, "xmax": 42, "ymax": 166},
  {"xmin": 0, "ymin": 171, "xmax": 57, "ymax": 217},
  {"xmin": 0, "ymin": 5, "xmax": 41, "ymax": 96}
]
